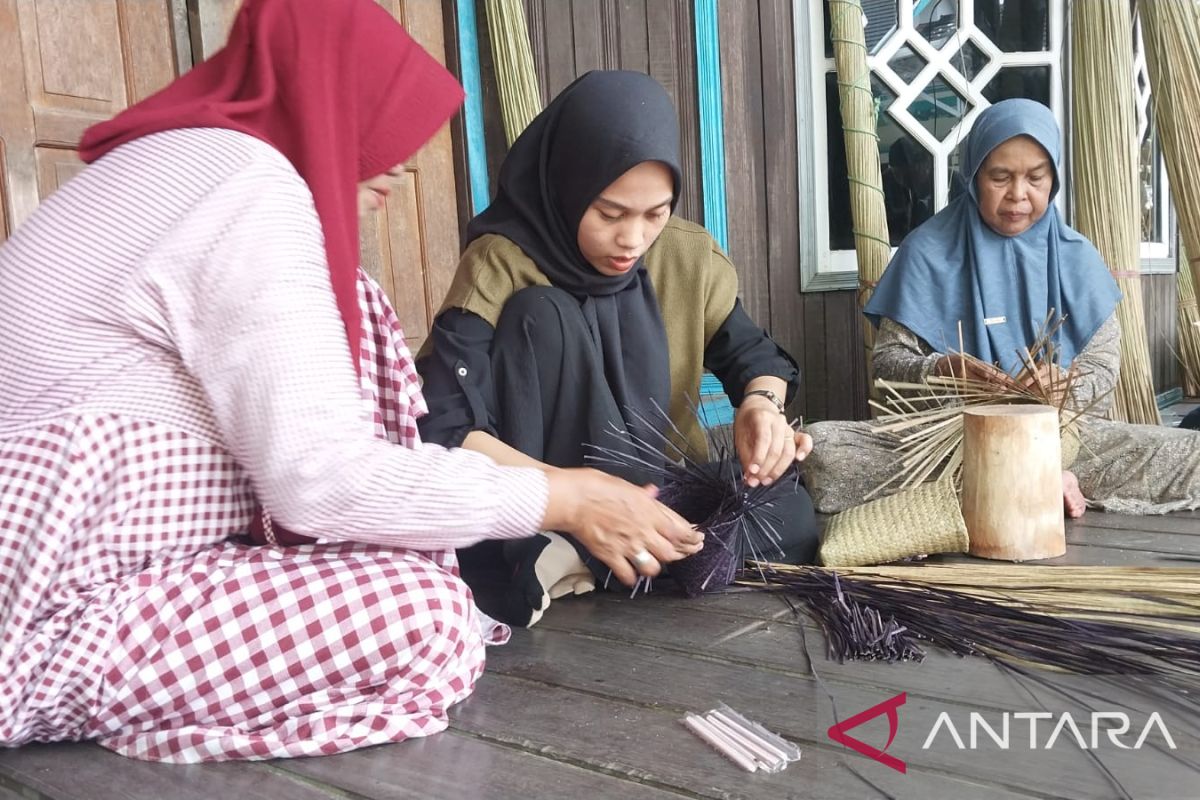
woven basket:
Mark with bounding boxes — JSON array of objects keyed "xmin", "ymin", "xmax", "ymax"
[
  {"xmin": 819, "ymin": 479, "xmax": 968, "ymax": 567},
  {"xmin": 1061, "ymin": 422, "xmax": 1081, "ymax": 470}
]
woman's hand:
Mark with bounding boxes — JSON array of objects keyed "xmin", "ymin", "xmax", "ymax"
[
  {"xmin": 734, "ymin": 395, "xmax": 811, "ymax": 488},
  {"xmin": 934, "ymin": 354, "xmax": 1011, "ymax": 386},
  {"xmin": 1019, "ymin": 362, "xmax": 1069, "ymax": 405},
  {"xmin": 540, "ymin": 468, "xmax": 703, "ymax": 586}
]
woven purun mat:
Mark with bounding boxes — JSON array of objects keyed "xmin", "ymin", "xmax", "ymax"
[{"xmin": 819, "ymin": 479, "xmax": 968, "ymax": 567}]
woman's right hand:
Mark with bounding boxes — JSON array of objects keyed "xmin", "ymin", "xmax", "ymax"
[
  {"xmin": 540, "ymin": 467, "xmax": 703, "ymax": 587},
  {"xmin": 934, "ymin": 354, "xmax": 1010, "ymax": 386}
]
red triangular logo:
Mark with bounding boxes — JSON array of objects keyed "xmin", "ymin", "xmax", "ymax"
[{"xmin": 827, "ymin": 692, "xmax": 907, "ymax": 773}]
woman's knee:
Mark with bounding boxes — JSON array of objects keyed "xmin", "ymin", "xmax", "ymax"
[
  {"xmin": 755, "ymin": 480, "xmax": 820, "ymax": 565},
  {"xmin": 387, "ymin": 556, "xmax": 476, "ymax": 643},
  {"xmin": 494, "ymin": 286, "xmax": 580, "ymax": 340},
  {"xmin": 490, "ymin": 286, "xmax": 592, "ymax": 395},
  {"xmin": 319, "ymin": 549, "xmax": 481, "ymax": 677}
]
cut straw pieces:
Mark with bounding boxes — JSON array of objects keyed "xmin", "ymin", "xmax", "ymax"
[{"xmin": 680, "ymin": 704, "xmax": 801, "ymax": 773}]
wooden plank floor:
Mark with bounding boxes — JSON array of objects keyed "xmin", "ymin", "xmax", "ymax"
[
  {"xmin": 0, "ymin": 508, "xmax": 1196, "ymax": 799},
  {"xmin": 2, "ymin": 382, "xmax": 1198, "ymax": 799}
]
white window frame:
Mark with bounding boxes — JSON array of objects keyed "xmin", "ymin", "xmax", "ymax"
[
  {"xmin": 1131, "ymin": 17, "xmax": 1175, "ymax": 273},
  {"xmin": 796, "ymin": 0, "xmax": 1083, "ymax": 291}
]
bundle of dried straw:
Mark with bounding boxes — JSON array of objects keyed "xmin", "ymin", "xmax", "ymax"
[
  {"xmin": 1071, "ymin": 0, "xmax": 1160, "ymax": 425},
  {"xmin": 741, "ymin": 563, "xmax": 1200, "ymax": 707},
  {"xmin": 865, "ymin": 317, "xmax": 1098, "ymax": 499},
  {"xmin": 1179, "ymin": 247, "xmax": 1200, "ymax": 395},
  {"xmin": 826, "ymin": 0, "xmax": 890, "ymax": 360},
  {"xmin": 1139, "ymin": 0, "xmax": 1200, "ymax": 296},
  {"xmin": 484, "ymin": 0, "xmax": 542, "ymax": 146}
]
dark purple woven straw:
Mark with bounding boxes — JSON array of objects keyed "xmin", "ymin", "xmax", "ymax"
[{"xmin": 587, "ymin": 403, "xmax": 795, "ymax": 597}]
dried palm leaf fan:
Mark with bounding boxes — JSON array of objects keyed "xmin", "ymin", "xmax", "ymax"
[
  {"xmin": 826, "ymin": 0, "xmax": 890, "ymax": 370},
  {"xmin": 484, "ymin": 0, "xmax": 543, "ymax": 146},
  {"xmin": 1072, "ymin": 0, "xmax": 1160, "ymax": 425},
  {"xmin": 1179, "ymin": 244, "xmax": 1200, "ymax": 395},
  {"xmin": 1139, "ymin": 0, "xmax": 1200, "ymax": 297},
  {"xmin": 864, "ymin": 316, "xmax": 1101, "ymax": 500}
]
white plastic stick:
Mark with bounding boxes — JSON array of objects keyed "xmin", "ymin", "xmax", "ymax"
[
  {"xmin": 716, "ymin": 703, "xmax": 802, "ymax": 762},
  {"xmin": 682, "ymin": 714, "xmax": 758, "ymax": 772},
  {"xmin": 707, "ymin": 711, "xmax": 789, "ymax": 770}
]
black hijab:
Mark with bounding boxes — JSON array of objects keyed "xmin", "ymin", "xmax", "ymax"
[{"xmin": 467, "ymin": 70, "xmax": 682, "ymax": 454}]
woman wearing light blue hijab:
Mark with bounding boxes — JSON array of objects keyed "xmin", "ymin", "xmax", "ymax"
[
  {"xmin": 865, "ymin": 98, "xmax": 1120, "ymax": 379},
  {"xmin": 805, "ymin": 99, "xmax": 1200, "ymax": 521}
]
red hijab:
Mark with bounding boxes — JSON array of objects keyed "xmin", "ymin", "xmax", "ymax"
[{"xmin": 80, "ymin": 0, "xmax": 464, "ymax": 372}]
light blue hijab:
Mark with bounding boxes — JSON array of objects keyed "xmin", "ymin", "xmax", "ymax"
[{"xmin": 864, "ymin": 99, "xmax": 1121, "ymax": 374}]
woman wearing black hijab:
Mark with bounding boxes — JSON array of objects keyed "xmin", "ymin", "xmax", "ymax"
[{"xmin": 418, "ymin": 71, "xmax": 818, "ymax": 625}]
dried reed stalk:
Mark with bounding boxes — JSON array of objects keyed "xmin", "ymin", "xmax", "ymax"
[
  {"xmin": 1178, "ymin": 244, "xmax": 1200, "ymax": 395},
  {"xmin": 827, "ymin": 0, "xmax": 890, "ymax": 364},
  {"xmin": 1139, "ymin": 0, "xmax": 1200, "ymax": 297},
  {"xmin": 741, "ymin": 563, "xmax": 1200, "ymax": 699},
  {"xmin": 785, "ymin": 564, "xmax": 1200, "ymax": 637},
  {"xmin": 1072, "ymin": 0, "xmax": 1160, "ymax": 425},
  {"xmin": 866, "ymin": 315, "xmax": 1103, "ymax": 499},
  {"xmin": 484, "ymin": 0, "xmax": 543, "ymax": 146}
]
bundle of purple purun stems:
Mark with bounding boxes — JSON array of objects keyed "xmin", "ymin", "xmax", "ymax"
[{"xmin": 586, "ymin": 405, "xmax": 796, "ymax": 597}]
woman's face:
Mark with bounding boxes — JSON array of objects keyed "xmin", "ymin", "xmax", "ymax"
[
  {"xmin": 974, "ymin": 135, "xmax": 1054, "ymax": 237},
  {"xmin": 358, "ymin": 164, "xmax": 403, "ymax": 217},
  {"xmin": 577, "ymin": 161, "xmax": 674, "ymax": 276}
]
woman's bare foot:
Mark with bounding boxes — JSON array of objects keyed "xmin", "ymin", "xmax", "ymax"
[{"xmin": 1062, "ymin": 470, "xmax": 1086, "ymax": 519}]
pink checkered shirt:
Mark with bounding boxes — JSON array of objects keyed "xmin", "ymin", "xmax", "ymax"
[{"xmin": 0, "ymin": 129, "xmax": 547, "ymax": 760}]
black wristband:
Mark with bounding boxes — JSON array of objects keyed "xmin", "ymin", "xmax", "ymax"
[{"xmin": 743, "ymin": 388, "xmax": 786, "ymax": 414}]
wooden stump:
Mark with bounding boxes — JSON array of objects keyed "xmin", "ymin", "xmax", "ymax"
[{"xmin": 961, "ymin": 405, "xmax": 1065, "ymax": 561}]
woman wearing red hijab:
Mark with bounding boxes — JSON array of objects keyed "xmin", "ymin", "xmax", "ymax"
[{"xmin": 0, "ymin": 0, "xmax": 697, "ymax": 761}]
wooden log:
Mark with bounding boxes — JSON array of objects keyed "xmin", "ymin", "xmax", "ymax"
[{"xmin": 961, "ymin": 405, "xmax": 1065, "ymax": 561}]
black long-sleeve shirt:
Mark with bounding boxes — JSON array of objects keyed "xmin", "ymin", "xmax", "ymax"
[{"xmin": 417, "ymin": 298, "xmax": 798, "ymax": 448}]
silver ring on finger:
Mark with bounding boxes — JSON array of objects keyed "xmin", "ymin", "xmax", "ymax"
[{"xmin": 631, "ymin": 549, "xmax": 653, "ymax": 566}]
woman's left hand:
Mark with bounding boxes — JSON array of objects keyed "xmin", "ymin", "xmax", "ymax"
[
  {"xmin": 1020, "ymin": 362, "xmax": 1069, "ymax": 405},
  {"xmin": 734, "ymin": 397, "xmax": 813, "ymax": 487}
]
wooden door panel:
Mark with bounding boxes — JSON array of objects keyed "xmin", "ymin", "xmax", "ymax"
[
  {"xmin": 22, "ymin": 0, "xmax": 175, "ymax": 118},
  {"xmin": 0, "ymin": 0, "xmax": 40, "ymax": 234},
  {"xmin": 0, "ymin": 148, "xmax": 10, "ymax": 239},
  {"xmin": 120, "ymin": 1, "xmax": 178, "ymax": 101},
  {"xmin": 0, "ymin": 0, "xmax": 178, "ymax": 239},
  {"xmin": 359, "ymin": 211, "xmax": 397, "ymax": 304},
  {"xmin": 366, "ymin": 0, "xmax": 462, "ymax": 345},
  {"xmin": 382, "ymin": 169, "xmax": 430, "ymax": 347},
  {"xmin": 191, "ymin": 0, "xmax": 463, "ymax": 345},
  {"xmin": 23, "ymin": 0, "xmax": 126, "ymax": 114},
  {"xmin": 34, "ymin": 148, "xmax": 85, "ymax": 200}
]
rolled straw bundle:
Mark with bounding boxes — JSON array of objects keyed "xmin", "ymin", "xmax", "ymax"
[
  {"xmin": 1140, "ymin": 0, "xmax": 1200, "ymax": 297},
  {"xmin": 1071, "ymin": 0, "xmax": 1160, "ymax": 425},
  {"xmin": 1179, "ymin": 246, "xmax": 1200, "ymax": 395},
  {"xmin": 826, "ymin": 0, "xmax": 891, "ymax": 360},
  {"xmin": 484, "ymin": 0, "xmax": 543, "ymax": 146}
]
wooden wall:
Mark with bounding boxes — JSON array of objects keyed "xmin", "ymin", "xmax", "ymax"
[
  {"xmin": 472, "ymin": 0, "xmax": 702, "ymax": 224},
  {"xmin": 526, "ymin": 0, "xmax": 702, "ymax": 229},
  {"xmin": 719, "ymin": 0, "xmax": 870, "ymax": 422},
  {"xmin": 1145, "ymin": 273, "xmax": 1181, "ymax": 397},
  {"xmin": 455, "ymin": 0, "xmax": 1182, "ymax": 422}
]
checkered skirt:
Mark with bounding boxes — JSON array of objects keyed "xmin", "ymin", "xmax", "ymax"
[{"xmin": 0, "ymin": 274, "xmax": 499, "ymax": 762}]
